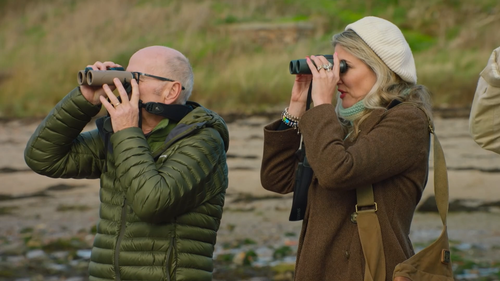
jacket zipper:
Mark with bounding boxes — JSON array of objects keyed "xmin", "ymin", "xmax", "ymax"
[
  {"xmin": 165, "ymin": 236, "xmax": 175, "ymax": 281},
  {"xmin": 114, "ymin": 196, "xmax": 127, "ymax": 281}
]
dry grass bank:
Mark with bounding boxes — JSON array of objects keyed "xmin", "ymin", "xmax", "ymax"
[{"xmin": 0, "ymin": 0, "xmax": 499, "ymax": 117}]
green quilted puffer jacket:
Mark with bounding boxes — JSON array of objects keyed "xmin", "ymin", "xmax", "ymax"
[{"xmin": 24, "ymin": 87, "xmax": 229, "ymax": 281}]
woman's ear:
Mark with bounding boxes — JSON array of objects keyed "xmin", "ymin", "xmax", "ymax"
[{"xmin": 163, "ymin": 82, "xmax": 182, "ymax": 104}]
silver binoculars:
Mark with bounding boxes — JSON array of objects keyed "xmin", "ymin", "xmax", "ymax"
[{"xmin": 77, "ymin": 67, "xmax": 134, "ymax": 86}]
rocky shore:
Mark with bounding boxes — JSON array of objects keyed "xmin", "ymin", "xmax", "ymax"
[{"xmin": 0, "ymin": 113, "xmax": 499, "ymax": 281}]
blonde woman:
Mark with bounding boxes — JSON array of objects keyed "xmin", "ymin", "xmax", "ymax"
[{"xmin": 261, "ymin": 17, "xmax": 431, "ymax": 281}]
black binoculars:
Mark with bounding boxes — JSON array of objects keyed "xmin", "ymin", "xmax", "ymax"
[
  {"xmin": 289, "ymin": 55, "xmax": 347, "ymax": 75},
  {"xmin": 77, "ymin": 67, "xmax": 134, "ymax": 86}
]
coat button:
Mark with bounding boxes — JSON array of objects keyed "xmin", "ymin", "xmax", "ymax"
[
  {"xmin": 345, "ymin": 250, "xmax": 350, "ymax": 259},
  {"xmin": 350, "ymin": 212, "xmax": 357, "ymax": 224}
]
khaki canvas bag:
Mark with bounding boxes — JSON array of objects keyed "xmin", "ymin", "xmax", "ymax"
[{"xmin": 355, "ymin": 106, "xmax": 454, "ymax": 281}]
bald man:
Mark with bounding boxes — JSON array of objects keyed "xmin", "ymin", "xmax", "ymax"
[{"xmin": 25, "ymin": 46, "xmax": 229, "ymax": 281}]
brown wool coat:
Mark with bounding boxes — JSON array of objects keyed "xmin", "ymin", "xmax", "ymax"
[{"xmin": 261, "ymin": 103, "xmax": 430, "ymax": 281}]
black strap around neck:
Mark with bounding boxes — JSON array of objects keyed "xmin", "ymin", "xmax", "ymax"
[{"xmin": 140, "ymin": 101, "xmax": 193, "ymax": 122}]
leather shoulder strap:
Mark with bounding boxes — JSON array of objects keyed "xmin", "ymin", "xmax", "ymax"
[{"xmin": 356, "ymin": 104, "xmax": 450, "ymax": 280}]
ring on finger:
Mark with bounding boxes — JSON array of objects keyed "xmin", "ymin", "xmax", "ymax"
[
  {"xmin": 317, "ymin": 65, "xmax": 322, "ymax": 71},
  {"xmin": 114, "ymin": 102, "xmax": 121, "ymax": 107}
]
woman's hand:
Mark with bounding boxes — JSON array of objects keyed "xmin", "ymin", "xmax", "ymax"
[
  {"xmin": 305, "ymin": 53, "xmax": 341, "ymax": 106},
  {"xmin": 80, "ymin": 61, "xmax": 122, "ymax": 105},
  {"xmin": 288, "ymin": 69, "xmax": 312, "ymax": 118},
  {"xmin": 100, "ymin": 78, "xmax": 140, "ymax": 132}
]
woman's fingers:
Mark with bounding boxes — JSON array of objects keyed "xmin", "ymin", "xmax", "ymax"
[
  {"xmin": 305, "ymin": 56, "xmax": 320, "ymax": 75},
  {"xmin": 314, "ymin": 55, "xmax": 333, "ymax": 74},
  {"xmin": 312, "ymin": 56, "xmax": 322, "ymax": 73},
  {"xmin": 333, "ymin": 52, "xmax": 340, "ymax": 74}
]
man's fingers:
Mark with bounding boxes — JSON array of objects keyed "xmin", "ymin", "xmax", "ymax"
[
  {"xmin": 91, "ymin": 61, "xmax": 120, "ymax": 71},
  {"xmin": 99, "ymin": 95, "xmax": 115, "ymax": 113},
  {"xmin": 103, "ymin": 61, "xmax": 121, "ymax": 68},
  {"xmin": 93, "ymin": 61, "xmax": 109, "ymax": 71},
  {"xmin": 102, "ymin": 84, "xmax": 121, "ymax": 107},
  {"xmin": 113, "ymin": 78, "xmax": 130, "ymax": 106},
  {"xmin": 129, "ymin": 79, "xmax": 140, "ymax": 105}
]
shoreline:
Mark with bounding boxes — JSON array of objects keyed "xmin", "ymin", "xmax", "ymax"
[{"xmin": 0, "ymin": 113, "xmax": 499, "ymax": 280}]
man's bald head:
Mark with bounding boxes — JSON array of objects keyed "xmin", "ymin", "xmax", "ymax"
[{"xmin": 129, "ymin": 46, "xmax": 194, "ymax": 103}]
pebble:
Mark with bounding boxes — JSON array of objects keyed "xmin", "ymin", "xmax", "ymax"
[
  {"xmin": 26, "ymin": 249, "xmax": 46, "ymax": 259},
  {"xmin": 76, "ymin": 249, "xmax": 91, "ymax": 259}
]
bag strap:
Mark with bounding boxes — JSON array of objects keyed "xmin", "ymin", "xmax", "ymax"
[
  {"xmin": 356, "ymin": 104, "xmax": 450, "ymax": 281},
  {"xmin": 356, "ymin": 185, "xmax": 387, "ymax": 281}
]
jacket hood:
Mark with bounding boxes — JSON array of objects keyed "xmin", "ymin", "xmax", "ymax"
[{"xmin": 182, "ymin": 101, "xmax": 230, "ymax": 152}]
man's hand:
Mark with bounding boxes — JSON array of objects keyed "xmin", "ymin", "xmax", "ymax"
[
  {"xmin": 80, "ymin": 61, "xmax": 122, "ymax": 105},
  {"xmin": 100, "ymin": 78, "xmax": 140, "ymax": 132}
]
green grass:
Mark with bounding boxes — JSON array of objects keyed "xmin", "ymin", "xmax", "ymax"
[
  {"xmin": 0, "ymin": 206, "xmax": 17, "ymax": 216},
  {"xmin": 0, "ymin": 0, "xmax": 499, "ymax": 117}
]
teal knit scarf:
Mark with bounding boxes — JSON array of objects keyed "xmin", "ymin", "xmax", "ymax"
[
  {"xmin": 338, "ymin": 88, "xmax": 412, "ymax": 122},
  {"xmin": 338, "ymin": 99, "xmax": 365, "ymax": 122}
]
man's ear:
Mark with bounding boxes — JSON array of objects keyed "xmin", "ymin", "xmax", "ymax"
[{"xmin": 163, "ymin": 82, "xmax": 182, "ymax": 104}]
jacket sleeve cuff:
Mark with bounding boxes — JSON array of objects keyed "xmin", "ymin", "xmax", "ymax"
[
  {"xmin": 72, "ymin": 87, "xmax": 103, "ymax": 115},
  {"xmin": 264, "ymin": 120, "xmax": 301, "ymax": 149},
  {"xmin": 42, "ymin": 87, "xmax": 102, "ymax": 130}
]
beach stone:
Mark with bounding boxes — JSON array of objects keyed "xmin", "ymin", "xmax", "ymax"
[
  {"xmin": 76, "ymin": 249, "xmax": 91, "ymax": 259},
  {"xmin": 46, "ymin": 262, "xmax": 67, "ymax": 272},
  {"xmin": 65, "ymin": 277, "xmax": 86, "ymax": 281},
  {"xmin": 1, "ymin": 115, "xmax": 500, "ymax": 280},
  {"xmin": 5, "ymin": 255, "xmax": 26, "ymax": 265},
  {"xmin": 25, "ymin": 249, "xmax": 46, "ymax": 260}
]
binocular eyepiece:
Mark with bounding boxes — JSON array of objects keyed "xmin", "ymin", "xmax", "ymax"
[
  {"xmin": 289, "ymin": 55, "xmax": 347, "ymax": 75},
  {"xmin": 77, "ymin": 67, "xmax": 134, "ymax": 86}
]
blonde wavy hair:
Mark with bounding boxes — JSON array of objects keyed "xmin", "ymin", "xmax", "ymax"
[{"xmin": 332, "ymin": 29, "xmax": 433, "ymax": 139}]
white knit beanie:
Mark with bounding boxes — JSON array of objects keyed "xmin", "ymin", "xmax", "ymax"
[{"xmin": 345, "ymin": 16, "xmax": 417, "ymax": 84}]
